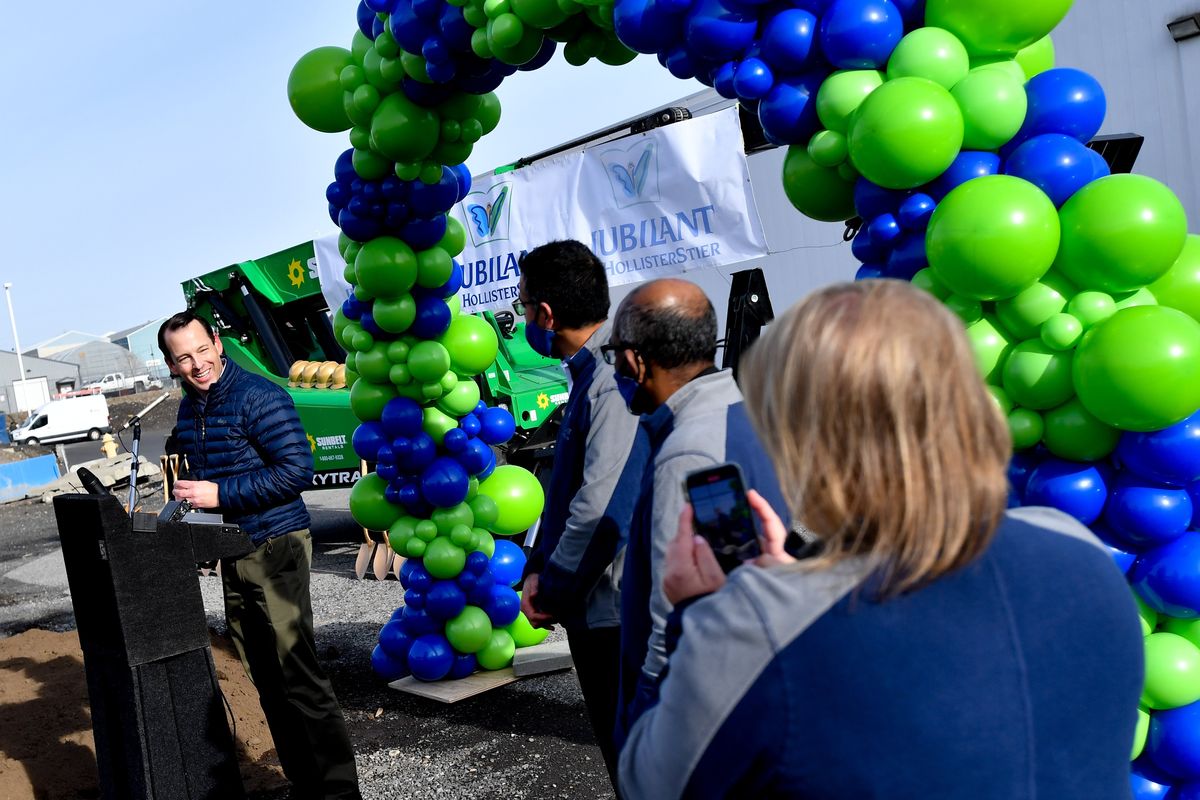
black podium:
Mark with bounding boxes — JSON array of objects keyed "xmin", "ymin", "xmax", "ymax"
[{"xmin": 53, "ymin": 494, "xmax": 255, "ymax": 800}]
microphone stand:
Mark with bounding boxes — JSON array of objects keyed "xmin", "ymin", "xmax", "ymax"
[{"xmin": 122, "ymin": 392, "xmax": 170, "ymax": 518}]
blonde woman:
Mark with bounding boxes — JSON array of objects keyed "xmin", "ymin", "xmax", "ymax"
[{"xmin": 617, "ymin": 280, "xmax": 1144, "ymax": 800}]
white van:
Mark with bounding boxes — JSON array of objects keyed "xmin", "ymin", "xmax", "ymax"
[{"xmin": 12, "ymin": 395, "xmax": 111, "ymax": 446}]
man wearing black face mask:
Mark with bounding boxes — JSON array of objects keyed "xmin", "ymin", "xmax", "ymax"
[
  {"xmin": 515, "ymin": 240, "xmax": 645, "ymax": 789},
  {"xmin": 607, "ymin": 279, "xmax": 787, "ymax": 753}
]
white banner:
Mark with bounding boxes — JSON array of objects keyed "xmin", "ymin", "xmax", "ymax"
[{"xmin": 450, "ymin": 107, "xmax": 767, "ymax": 315}]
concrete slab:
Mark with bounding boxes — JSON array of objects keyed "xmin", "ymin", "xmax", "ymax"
[
  {"xmin": 512, "ymin": 639, "xmax": 574, "ymax": 677},
  {"xmin": 4, "ymin": 548, "xmax": 69, "ymax": 589}
]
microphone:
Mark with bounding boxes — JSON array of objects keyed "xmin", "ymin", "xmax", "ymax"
[
  {"xmin": 76, "ymin": 467, "xmax": 109, "ymax": 496},
  {"xmin": 119, "ymin": 392, "xmax": 170, "ymax": 432}
]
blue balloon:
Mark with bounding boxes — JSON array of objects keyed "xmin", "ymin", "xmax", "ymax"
[
  {"xmin": 466, "ymin": 550, "xmax": 490, "ymax": 575},
  {"xmin": 1102, "ymin": 479, "xmax": 1193, "ymax": 551},
  {"xmin": 1150, "ymin": 700, "xmax": 1200, "ymax": 782},
  {"xmin": 757, "ymin": 72, "xmax": 823, "ymax": 144},
  {"xmin": 421, "ymin": 457, "xmax": 471, "ymax": 507},
  {"xmin": 484, "ymin": 584, "xmax": 522, "ymax": 626},
  {"xmin": 371, "ymin": 643, "xmax": 409, "ymax": 681},
  {"xmin": 851, "ymin": 225, "xmax": 888, "ymax": 263},
  {"xmin": 352, "ymin": 421, "xmax": 388, "ymax": 462},
  {"xmin": 1173, "ymin": 782, "xmax": 1200, "ymax": 800},
  {"xmin": 733, "ymin": 58, "xmax": 774, "ymax": 100},
  {"xmin": 449, "ymin": 651, "xmax": 478, "ymax": 679},
  {"xmin": 489, "ymin": 539, "xmax": 527, "ymax": 587},
  {"xmin": 407, "ymin": 560, "xmax": 434, "ymax": 592},
  {"xmin": 519, "ymin": 38, "xmax": 558, "ymax": 71},
  {"xmin": 401, "ymin": 605, "xmax": 441, "ymax": 636},
  {"xmin": 411, "ymin": 294, "xmax": 453, "ymax": 338},
  {"xmin": 1119, "ymin": 411, "xmax": 1200, "ymax": 488},
  {"xmin": 1004, "ymin": 134, "xmax": 1098, "ymax": 208},
  {"xmin": 478, "ymin": 406, "xmax": 516, "ymax": 445},
  {"xmin": 761, "ymin": 9, "xmax": 818, "ymax": 74},
  {"xmin": 1130, "ymin": 771, "xmax": 1172, "ymax": 800},
  {"xmin": 341, "ymin": 295, "xmax": 366, "ymax": 321},
  {"xmin": 884, "ymin": 234, "xmax": 926, "ymax": 281},
  {"xmin": 1008, "ymin": 68, "xmax": 1107, "ymax": 150},
  {"xmin": 819, "ymin": 0, "xmax": 903, "ymax": 69},
  {"xmin": 389, "ymin": 1, "xmax": 439, "ymax": 53},
  {"xmin": 412, "ymin": 0, "xmax": 442, "ymax": 22},
  {"xmin": 460, "ymin": 438, "xmax": 494, "ymax": 475},
  {"xmin": 1132, "ymin": 534, "xmax": 1200, "ymax": 617},
  {"xmin": 866, "ymin": 213, "xmax": 902, "ymax": 247},
  {"xmin": 401, "ymin": 215, "xmax": 449, "ymax": 250},
  {"xmin": 897, "ymin": 193, "xmax": 936, "ymax": 231},
  {"xmin": 395, "ymin": 431, "xmax": 438, "ymax": 471},
  {"xmin": 377, "ymin": 461, "xmax": 400, "ymax": 482},
  {"xmin": 460, "ymin": 412, "xmax": 482, "ymax": 437},
  {"xmin": 1023, "ymin": 458, "xmax": 1108, "ymax": 525},
  {"xmin": 477, "ymin": 451, "xmax": 498, "ymax": 480},
  {"xmin": 382, "ymin": 396, "xmax": 425, "ymax": 438},
  {"xmin": 854, "ymin": 264, "xmax": 885, "ymax": 281},
  {"xmin": 928, "ymin": 151, "xmax": 1001, "ymax": 200},
  {"xmin": 402, "ymin": 76, "xmax": 454, "ymax": 106},
  {"xmin": 613, "ymin": 0, "xmax": 684, "ymax": 55},
  {"xmin": 712, "ymin": 61, "xmax": 738, "ymax": 99},
  {"xmin": 334, "ymin": 149, "xmax": 358, "ymax": 185},
  {"xmin": 889, "ymin": 0, "xmax": 924, "ymax": 26},
  {"xmin": 1007, "ymin": 450, "xmax": 1043, "ymax": 499},
  {"xmin": 425, "ymin": 580, "xmax": 468, "ymax": 620},
  {"xmin": 403, "ymin": 587, "xmax": 426, "ymax": 609},
  {"xmin": 444, "ymin": 428, "xmax": 469, "ymax": 453},
  {"xmin": 378, "ymin": 618, "xmax": 414, "ymax": 660},
  {"xmin": 411, "ymin": 166, "xmax": 460, "ymax": 216},
  {"xmin": 1190, "ymin": 482, "xmax": 1200, "ymax": 528},
  {"xmin": 1109, "ymin": 545, "xmax": 1137, "ymax": 574},
  {"xmin": 853, "ymin": 178, "xmax": 906, "ymax": 219},
  {"xmin": 684, "ymin": 0, "xmax": 758, "ymax": 61},
  {"xmin": 437, "ymin": 261, "xmax": 464, "ymax": 298},
  {"xmin": 360, "ymin": 312, "xmax": 382, "ymax": 336},
  {"xmin": 399, "ymin": 559, "xmax": 417, "ymax": 588},
  {"xmin": 327, "ymin": 181, "xmax": 352, "ymax": 209},
  {"xmin": 1085, "ymin": 146, "xmax": 1112, "ymax": 182},
  {"xmin": 452, "ymin": 163, "xmax": 472, "ymax": 202},
  {"xmin": 408, "ymin": 633, "xmax": 455, "ymax": 681},
  {"xmin": 338, "ymin": 207, "xmax": 383, "ymax": 242},
  {"xmin": 466, "ymin": 572, "xmax": 496, "ymax": 605}
]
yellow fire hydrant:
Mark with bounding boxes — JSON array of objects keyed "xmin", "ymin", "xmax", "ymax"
[{"xmin": 100, "ymin": 433, "xmax": 119, "ymax": 459}]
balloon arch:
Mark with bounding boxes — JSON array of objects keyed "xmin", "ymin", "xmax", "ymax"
[{"xmin": 289, "ymin": 0, "xmax": 1200, "ymax": 788}]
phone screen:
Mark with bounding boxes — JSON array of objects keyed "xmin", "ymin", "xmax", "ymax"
[{"xmin": 685, "ymin": 463, "xmax": 761, "ymax": 573}]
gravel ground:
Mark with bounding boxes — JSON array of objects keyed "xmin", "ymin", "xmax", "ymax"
[{"xmin": 0, "ymin": 486, "xmax": 615, "ymax": 800}]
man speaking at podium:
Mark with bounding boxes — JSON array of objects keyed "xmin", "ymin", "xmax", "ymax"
[{"xmin": 159, "ymin": 310, "xmax": 361, "ymax": 800}]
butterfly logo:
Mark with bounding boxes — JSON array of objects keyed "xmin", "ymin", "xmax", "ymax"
[
  {"xmin": 463, "ymin": 183, "xmax": 511, "ymax": 245},
  {"xmin": 600, "ymin": 142, "xmax": 659, "ymax": 208}
]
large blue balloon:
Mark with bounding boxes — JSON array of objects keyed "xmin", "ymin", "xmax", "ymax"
[
  {"xmin": 489, "ymin": 539, "xmax": 528, "ymax": 587},
  {"xmin": 1130, "ymin": 771, "xmax": 1172, "ymax": 800},
  {"xmin": 382, "ymin": 396, "xmax": 426, "ymax": 438},
  {"xmin": 851, "ymin": 225, "xmax": 888, "ymax": 263},
  {"xmin": 378, "ymin": 618, "xmax": 414, "ymax": 660},
  {"xmin": 371, "ymin": 644, "xmax": 409, "ymax": 681},
  {"xmin": 403, "ymin": 587, "xmax": 425, "ymax": 609},
  {"xmin": 1008, "ymin": 68, "xmax": 1107, "ymax": 150},
  {"xmin": 927, "ymin": 151, "xmax": 1001, "ymax": 200},
  {"xmin": 866, "ymin": 213, "xmax": 902, "ymax": 248},
  {"xmin": 818, "ymin": 0, "xmax": 903, "ymax": 69},
  {"xmin": 389, "ymin": 1, "xmax": 439, "ymax": 53},
  {"xmin": 484, "ymin": 584, "xmax": 522, "ymax": 626},
  {"xmin": 449, "ymin": 651, "xmax": 478, "ymax": 679},
  {"xmin": 757, "ymin": 72, "xmax": 823, "ymax": 144},
  {"xmin": 408, "ymin": 633, "xmax": 455, "ymax": 681},
  {"xmin": 733, "ymin": 57, "xmax": 774, "ymax": 101},
  {"xmin": 1119, "ymin": 411, "xmax": 1200, "ymax": 488},
  {"xmin": 1022, "ymin": 458, "xmax": 1108, "ymax": 525},
  {"xmin": 395, "ymin": 431, "xmax": 438, "ymax": 471},
  {"xmin": 1102, "ymin": 480, "xmax": 1192, "ymax": 551},
  {"xmin": 853, "ymin": 178, "xmax": 907, "ymax": 220},
  {"xmin": 1004, "ymin": 134, "xmax": 1099, "ymax": 208},
  {"xmin": 411, "ymin": 167, "xmax": 460, "ymax": 215},
  {"xmin": 401, "ymin": 215, "xmax": 449, "ymax": 250},
  {"xmin": 1109, "ymin": 545, "xmax": 1136, "ymax": 575},
  {"xmin": 411, "ymin": 293, "xmax": 452, "ymax": 338},
  {"xmin": 478, "ymin": 406, "xmax": 516, "ymax": 445},
  {"xmin": 897, "ymin": 193, "xmax": 936, "ymax": 232},
  {"xmin": 1132, "ymin": 534, "xmax": 1200, "ymax": 617},
  {"xmin": 406, "ymin": 561, "xmax": 434, "ymax": 592},
  {"xmin": 421, "ymin": 456, "xmax": 471, "ymax": 507},
  {"xmin": 424, "ymin": 580, "xmax": 468, "ymax": 620},
  {"xmin": 401, "ymin": 605, "xmax": 441, "ymax": 636},
  {"xmin": 884, "ymin": 234, "xmax": 926, "ymax": 281},
  {"xmin": 685, "ymin": 0, "xmax": 758, "ymax": 62},
  {"xmin": 760, "ymin": 9, "xmax": 818, "ymax": 74},
  {"xmin": 1150, "ymin": 699, "xmax": 1200, "ymax": 782},
  {"xmin": 614, "ymin": 0, "xmax": 685, "ymax": 54},
  {"xmin": 352, "ymin": 421, "xmax": 388, "ymax": 462}
]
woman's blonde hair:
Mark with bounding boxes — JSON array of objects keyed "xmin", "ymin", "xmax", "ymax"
[{"xmin": 740, "ymin": 280, "xmax": 1012, "ymax": 598}]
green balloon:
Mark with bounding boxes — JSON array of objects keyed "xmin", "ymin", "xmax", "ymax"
[
  {"xmin": 951, "ymin": 67, "xmax": 1027, "ymax": 151},
  {"xmin": 370, "ymin": 92, "xmax": 440, "ymax": 163},
  {"xmin": 944, "ymin": 293, "xmax": 983, "ymax": 324},
  {"xmin": 1073, "ymin": 306, "xmax": 1200, "ymax": 431},
  {"xmin": 511, "ymin": 0, "xmax": 570, "ymax": 27},
  {"xmin": 816, "ymin": 70, "xmax": 884, "ymax": 134},
  {"xmin": 1067, "ymin": 291, "xmax": 1117, "ymax": 330},
  {"xmin": 925, "ymin": 0, "xmax": 1073, "ymax": 56},
  {"xmin": 288, "ymin": 47, "xmax": 355, "ymax": 133},
  {"xmin": 476, "ymin": 629, "xmax": 516, "ymax": 670},
  {"xmin": 988, "ymin": 385, "xmax": 1013, "ymax": 415},
  {"xmin": 373, "ymin": 294, "xmax": 416, "ymax": 334},
  {"xmin": 349, "ymin": 473, "xmax": 401, "ymax": 531},
  {"xmin": 432, "ymin": 503, "xmax": 475, "ymax": 536},
  {"xmin": 479, "ymin": 465, "xmax": 545, "ymax": 535},
  {"xmin": 1162, "ymin": 616, "xmax": 1200, "ymax": 647},
  {"xmin": 506, "ymin": 612, "xmax": 551, "ymax": 648},
  {"xmin": 968, "ymin": 57, "xmax": 1026, "ymax": 84},
  {"xmin": 408, "ymin": 341, "xmax": 452, "ymax": 383},
  {"xmin": 1133, "ymin": 707, "xmax": 1150, "ymax": 761},
  {"xmin": 350, "ymin": 379, "xmax": 398, "ymax": 421},
  {"xmin": 598, "ymin": 37, "xmax": 638, "ymax": 66},
  {"xmin": 388, "ymin": 517, "xmax": 416, "ymax": 555},
  {"xmin": 886, "ymin": 27, "xmax": 970, "ymax": 89},
  {"xmin": 1016, "ymin": 35, "xmax": 1055, "ymax": 79},
  {"xmin": 1040, "ymin": 313, "xmax": 1083, "ymax": 351},
  {"xmin": 473, "ymin": 529, "xmax": 496, "ymax": 557},
  {"xmin": 355, "ymin": 342, "xmax": 392, "ymax": 383},
  {"xmin": 781, "ymin": 146, "xmax": 856, "ymax": 222},
  {"xmin": 1042, "ymin": 398, "xmax": 1119, "ymax": 461},
  {"xmin": 1055, "ymin": 175, "xmax": 1189, "ymax": 294},
  {"xmin": 445, "ymin": 606, "xmax": 493, "ymax": 653},
  {"xmin": 424, "ymin": 538, "xmax": 466, "ymax": 581},
  {"xmin": 912, "ymin": 267, "xmax": 950, "ymax": 299},
  {"xmin": 1114, "ymin": 287, "xmax": 1158, "ymax": 311},
  {"xmin": 468, "ymin": 494, "xmax": 500, "ymax": 529},
  {"xmin": 1142, "ymin": 632, "xmax": 1200, "ymax": 710},
  {"xmin": 1150, "ymin": 236, "xmax": 1200, "ymax": 323},
  {"xmin": 1136, "ymin": 596, "xmax": 1159, "ymax": 638},
  {"xmin": 423, "ymin": 406, "xmax": 460, "ymax": 445},
  {"xmin": 848, "ymin": 77, "xmax": 964, "ymax": 190},
  {"xmin": 1008, "ymin": 407, "xmax": 1044, "ymax": 450},
  {"xmin": 440, "ymin": 215, "xmax": 468, "ymax": 258},
  {"xmin": 995, "ymin": 274, "xmax": 1074, "ymax": 340},
  {"xmin": 965, "ymin": 314, "xmax": 1014, "ymax": 384},
  {"xmin": 415, "ymin": 519, "xmax": 439, "ymax": 543},
  {"xmin": 490, "ymin": 20, "xmax": 544, "ymax": 64},
  {"xmin": 355, "ymin": 237, "xmax": 418, "ymax": 298},
  {"xmin": 1002, "ymin": 340, "xmax": 1075, "ymax": 410},
  {"xmin": 405, "ymin": 537, "xmax": 427, "ymax": 558},
  {"xmin": 807, "ymin": 130, "xmax": 848, "ymax": 168},
  {"xmin": 927, "ymin": 176, "xmax": 1061, "ymax": 301},
  {"xmin": 439, "ymin": 315, "xmax": 500, "ymax": 376},
  {"xmin": 438, "ymin": 380, "xmax": 482, "ymax": 417},
  {"xmin": 416, "ymin": 246, "xmax": 454, "ymax": 288}
]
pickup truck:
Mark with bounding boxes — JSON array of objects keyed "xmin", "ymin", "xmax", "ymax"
[{"xmin": 82, "ymin": 372, "xmax": 164, "ymax": 394}]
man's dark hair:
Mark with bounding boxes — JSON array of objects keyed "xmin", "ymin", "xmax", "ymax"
[
  {"xmin": 158, "ymin": 310, "xmax": 216, "ymax": 363},
  {"xmin": 518, "ymin": 240, "xmax": 610, "ymax": 329},
  {"xmin": 616, "ymin": 298, "xmax": 718, "ymax": 370}
]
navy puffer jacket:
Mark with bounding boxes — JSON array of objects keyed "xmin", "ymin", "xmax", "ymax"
[{"xmin": 172, "ymin": 358, "xmax": 312, "ymax": 545}]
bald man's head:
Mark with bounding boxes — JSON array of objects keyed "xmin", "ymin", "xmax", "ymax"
[{"xmin": 613, "ymin": 278, "xmax": 717, "ymax": 370}]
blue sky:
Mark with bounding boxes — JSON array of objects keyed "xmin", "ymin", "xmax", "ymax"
[{"xmin": 0, "ymin": 1, "xmax": 688, "ymax": 349}]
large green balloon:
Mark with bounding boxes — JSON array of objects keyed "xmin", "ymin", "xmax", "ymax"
[
  {"xmin": 445, "ymin": 607, "xmax": 493, "ymax": 653},
  {"xmin": 781, "ymin": 146, "xmax": 856, "ymax": 222},
  {"xmin": 370, "ymin": 92, "xmax": 440, "ymax": 162},
  {"xmin": 951, "ymin": 67, "xmax": 1027, "ymax": 151},
  {"xmin": 349, "ymin": 473, "xmax": 401, "ymax": 531},
  {"xmin": 355, "ymin": 342, "xmax": 393, "ymax": 384},
  {"xmin": 438, "ymin": 380, "xmax": 482, "ymax": 417},
  {"xmin": 288, "ymin": 47, "xmax": 355, "ymax": 133},
  {"xmin": 1150, "ymin": 235, "xmax": 1200, "ymax": 323},
  {"xmin": 848, "ymin": 77, "xmax": 964, "ymax": 190},
  {"xmin": 1015, "ymin": 35, "xmax": 1055, "ymax": 79},
  {"xmin": 506, "ymin": 612, "xmax": 551, "ymax": 648},
  {"xmin": 355, "ymin": 237, "xmax": 418, "ymax": 298},
  {"xmin": 1055, "ymin": 175, "xmax": 1189, "ymax": 294},
  {"xmin": 479, "ymin": 465, "xmax": 545, "ymax": 535},
  {"xmin": 510, "ymin": 0, "xmax": 570, "ymax": 27},
  {"xmin": 965, "ymin": 314, "xmax": 1014, "ymax": 384},
  {"xmin": 1042, "ymin": 398, "xmax": 1120, "ymax": 461},
  {"xmin": 1142, "ymin": 632, "xmax": 1200, "ymax": 710},
  {"xmin": 476, "ymin": 629, "xmax": 516, "ymax": 670},
  {"xmin": 1073, "ymin": 305, "xmax": 1200, "ymax": 431},
  {"xmin": 424, "ymin": 537, "xmax": 467, "ymax": 579},
  {"xmin": 373, "ymin": 294, "xmax": 416, "ymax": 334},
  {"xmin": 408, "ymin": 341, "xmax": 452, "ymax": 383},
  {"xmin": 927, "ymin": 176, "xmax": 1060, "ymax": 301},
  {"xmin": 350, "ymin": 379, "xmax": 399, "ymax": 421},
  {"xmin": 886, "ymin": 27, "xmax": 970, "ymax": 89},
  {"xmin": 816, "ymin": 70, "xmax": 884, "ymax": 134},
  {"xmin": 439, "ymin": 315, "xmax": 500, "ymax": 376},
  {"xmin": 1001, "ymin": 340, "xmax": 1075, "ymax": 410},
  {"xmin": 925, "ymin": 0, "xmax": 1074, "ymax": 56}
]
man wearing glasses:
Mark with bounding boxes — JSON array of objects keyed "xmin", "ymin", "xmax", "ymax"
[{"xmin": 516, "ymin": 239, "xmax": 645, "ymax": 790}]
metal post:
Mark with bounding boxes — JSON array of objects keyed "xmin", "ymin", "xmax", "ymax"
[{"xmin": 3, "ymin": 283, "xmax": 26, "ymax": 382}]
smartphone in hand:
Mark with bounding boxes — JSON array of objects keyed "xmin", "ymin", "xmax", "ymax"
[{"xmin": 684, "ymin": 463, "xmax": 762, "ymax": 573}]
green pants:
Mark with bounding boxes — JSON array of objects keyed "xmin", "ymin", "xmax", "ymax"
[{"xmin": 222, "ymin": 529, "xmax": 360, "ymax": 800}]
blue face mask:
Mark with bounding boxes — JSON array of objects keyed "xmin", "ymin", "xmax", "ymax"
[
  {"xmin": 524, "ymin": 320, "xmax": 556, "ymax": 358},
  {"xmin": 614, "ymin": 369, "xmax": 656, "ymax": 415}
]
